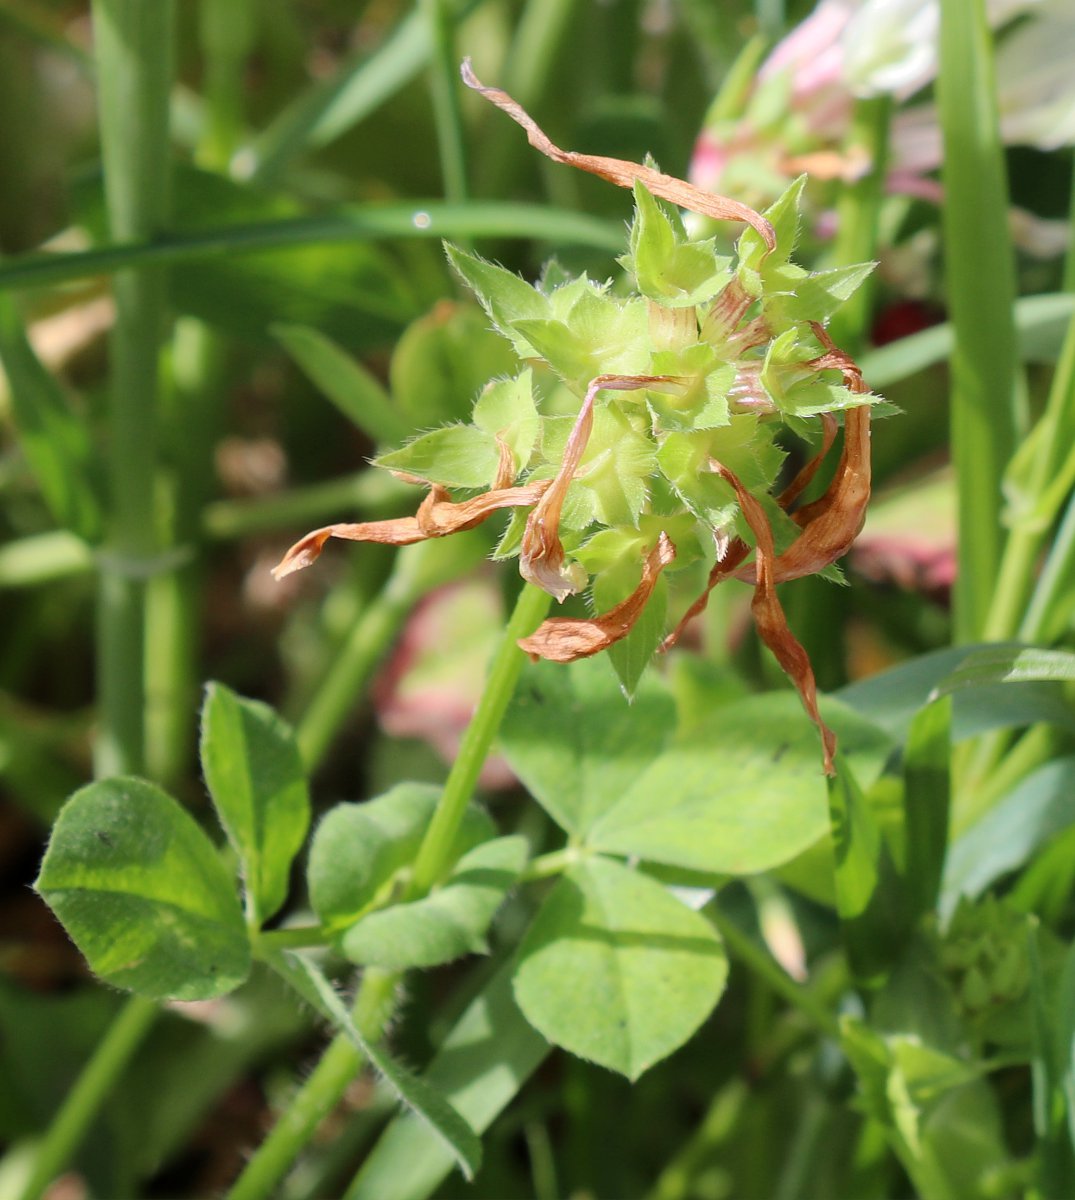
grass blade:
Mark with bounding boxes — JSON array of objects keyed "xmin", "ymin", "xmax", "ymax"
[{"xmin": 937, "ymin": 0, "xmax": 1020, "ymax": 641}]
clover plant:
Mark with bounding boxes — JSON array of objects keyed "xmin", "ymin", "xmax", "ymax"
[{"xmin": 25, "ymin": 61, "xmax": 893, "ymax": 1198}]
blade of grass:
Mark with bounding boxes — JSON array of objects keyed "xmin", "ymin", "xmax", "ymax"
[
  {"xmin": 0, "ymin": 294, "xmax": 103, "ymax": 541},
  {"xmin": 16, "ymin": 995, "xmax": 159, "ymax": 1200},
  {"xmin": 346, "ymin": 958, "xmax": 550, "ymax": 1200},
  {"xmin": 245, "ymin": 1, "xmax": 476, "ymax": 186},
  {"xmin": 937, "ymin": 0, "xmax": 1020, "ymax": 642},
  {"xmin": 421, "ymin": 0, "xmax": 469, "ymax": 206},
  {"xmin": 273, "ymin": 323, "xmax": 411, "ymax": 445},
  {"xmin": 826, "ymin": 95, "xmax": 890, "ymax": 356},
  {"xmin": 91, "ymin": 0, "xmax": 175, "ymax": 779},
  {"xmin": 0, "ymin": 203, "xmax": 624, "ymax": 293}
]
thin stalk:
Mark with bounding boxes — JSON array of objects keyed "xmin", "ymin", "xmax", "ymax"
[
  {"xmin": 984, "ymin": 309, "xmax": 1075, "ymax": 640},
  {"xmin": 17, "ymin": 995, "xmax": 158, "ymax": 1200},
  {"xmin": 937, "ymin": 0, "xmax": 1020, "ymax": 642},
  {"xmin": 708, "ymin": 905, "xmax": 840, "ymax": 1040},
  {"xmin": 226, "ymin": 968, "xmax": 399, "ymax": 1200},
  {"xmin": 480, "ymin": 0, "xmax": 579, "ymax": 200},
  {"xmin": 0, "ymin": 204, "xmax": 623, "ymax": 292},
  {"xmin": 827, "ymin": 96, "xmax": 890, "ymax": 356},
  {"xmin": 91, "ymin": 0, "xmax": 175, "ymax": 776},
  {"xmin": 421, "ymin": 0, "xmax": 468, "ymax": 205},
  {"xmin": 409, "ymin": 582, "xmax": 551, "ymax": 896},
  {"xmin": 1022, "ymin": 486, "xmax": 1075, "ymax": 643},
  {"xmin": 295, "ymin": 542, "xmax": 435, "ymax": 769},
  {"xmin": 228, "ymin": 584, "xmax": 547, "ymax": 1196}
]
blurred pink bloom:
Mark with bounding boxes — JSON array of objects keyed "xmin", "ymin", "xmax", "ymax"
[{"xmin": 690, "ymin": 0, "xmax": 1075, "ymax": 254}]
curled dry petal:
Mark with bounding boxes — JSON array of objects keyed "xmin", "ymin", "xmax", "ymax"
[
  {"xmin": 271, "ymin": 479, "xmax": 551, "ymax": 580},
  {"xmin": 711, "ymin": 460, "xmax": 838, "ymax": 776},
  {"xmin": 461, "ymin": 59, "xmax": 776, "ymax": 251},
  {"xmin": 737, "ymin": 325, "xmax": 871, "ymax": 586},
  {"xmin": 518, "ymin": 533, "xmax": 677, "ymax": 663},
  {"xmin": 520, "ymin": 373, "xmax": 686, "ymax": 601},
  {"xmin": 661, "ymin": 534, "xmax": 752, "ymax": 651},
  {"xmin": 778, "ymin": 411, "xmax": 839, "ymax": 509}
]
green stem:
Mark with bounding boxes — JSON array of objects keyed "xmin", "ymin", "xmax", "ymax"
[
  {"xmin": 227, "ymin": 582, "xmax": 548, "ymax": 1197},
  {"xmin": 827, "ymin": 96, "xmax": 890, "ymax": 356},
  {"xmin": 91, "ymin": 0, "xmax": 175, "ymax": 777},
  {"xmin": 0, "ymin": 206, "xmax": 623, "ymax": 293},
  {"xmin": 984, "ymin": 310, "xmax": 1075, "ymax": 642},
  {"xmin": 409, "ymin": 582, "xmax": 551, "ymax": 896},
  {"xmin": 937, "ymin": 0, "xmax": 1020, "ymax": 643},
  {"xmin": 421, "ymin": 0, "xmax": 468, "ymax": 205},
  {"xmin": 709, "ymin": 904, "xmax": 840, "ymax": 1040},
  {"xmin": 295, "ymin": 542, "xmax": 434, "ymax": 769},
  {"xmin": 226, "ymin": 968, "xmax": 399, "ymax": 1200},
  {"xmin": 480, "ymin": 0, "xmax": 580, "ymax": 200},
  {"xmin": 17, "ymin": 995, "xmax": 158, "ymax": 1200}
]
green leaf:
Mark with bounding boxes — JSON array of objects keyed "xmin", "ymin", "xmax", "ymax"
[
  {"xmin": 587, "ymin": 693, "xmax": 892, "ymax": 874},
  {"xmin": 375, "ymin": 425, "xmax": 501, "ymax": 488},
  {"xmin": 766, "ymin": 262, "xmax": 876, "ymax": 326},
  {"xmin": 591, "ymin": 556, "xmax": 668, "ymax": 699},
  {"xmin": 199, "ymin": 683, "xmax": 310, "ymax": 927},
  {"xmin": 389, "ymin": 300, "xmax": 520, "ymax": 427},
  {"xmin": 827, "ymin": 761, "xmax": 905, "ymax": 987},
  {"xmin": 308, "ymin": 783, "xmax": 493, "ymax": 930},
  {"xmin": 836, "ymin": 642, "xmax": 1075, "ymax": 741},
  {"xmin": 738, "ymin": 175, "xmax": 805, "ymax": 271},
  {"xmin": 942, "ymin": 756, "xmax": 1075, "ymax": 918},
  {"xmin": 444, "ymin": 244, "xmax": 548, "ymax": 358},
  {"xmin": 339, "ymin": 836, "xmax": 528, "ymax": 968},
  {"xmin": 74, "ymin": 165, "xmax": 418, "ymax": 348},
  {"xmin": 273, "ymin": 322, "xmax": 410, "ymax": 445},
  {"xmin": 930, "ymin": 645, "xmax": 1075, "ymax": 696},
  {"xmin": 513, "ymin": 292, "xmax": 650, "ymax": 387},
  {"xmin": 349, "ymin": 959, "xmax": 550, "ymax": 1200},
  {"xmin": 0, "ymin": 295, "xmax": 103, "ymax": 542},
  {"xmin": 902, "ymin": 697, "xmax": 952, "ymax": 924},
  {"xmin": 35, "ymin": 778, "xmax": 250, "ymax": 1000},
  {"xmin": 472, "ymin": 370, "xmax": 540, "ymax": 474},
  {"xmin": 500, "ymin": 657, "xmax": 677, "ymax": 837},
  {"xmin": 513, "ymin": 856, "xmax": 727, "ymax": 1079},
  {"xmin": 624, "ymin": 181, "xmax": 731, "ymax": 307},
  {"xmin": 263, "ymin": 948, "xmax": 481, "ymax": 1182}
]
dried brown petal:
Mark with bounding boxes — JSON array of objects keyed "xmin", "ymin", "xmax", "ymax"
[
  {"xmin": 737, "ymin": 328, "xmax": 871, "ymax": 587},
  {"xmin": 271, "ymin": 479, "xmax": 551, "ymax": 580},
  {"xmin": 660, "ymin": 534, "xmax": 751, "ymax": 651},
  {"xmin": 518, "ymin": 532, "xmax": 677, "ymax": 662},
  {"xmin": 462, "ymin": 60, "xmax": 776, "ymax": 251},
  {"xmin": 778, "ymin": 412, "xmax": 839, "ymax": 509},
  {"xmin": 520, "ymin": 373, "xmax": 685, "ymax": 601},
  {"xmin": 710, "ymin": 460, "xmax": 837, "ymax": 775}
]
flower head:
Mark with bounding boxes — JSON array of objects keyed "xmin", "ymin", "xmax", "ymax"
[{"xmin": 274, "ymin": 63, "xmax": 882, "ymax": 774}]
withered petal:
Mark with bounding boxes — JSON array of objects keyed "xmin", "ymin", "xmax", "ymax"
[
  {"xmin": 660, "ymin": 534, "xmax": 751, "ymax": 652},
  {"xmin": 272, "ymin": 479, "xmax": 551, "ymax": 580},
  {"xmin": 462, "ymin": 60, "xmax": 775, "ymax": 251},
  {"xmin": 778, "ymin": 412, "xmax": 839, "ymax": 510},
  {"xmin": 518, "ymin": 532, "xmax": 677, "ymax": 663},
  {"xmin": 710, "ymin": 460, "xmax": 837, "ymax": 775}
]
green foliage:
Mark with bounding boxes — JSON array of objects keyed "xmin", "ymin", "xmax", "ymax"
[
  {"xmin": 9, "ymin": 2, "xmax": 1075, "ymax": 1196},
  {"xmin": 339, "ymin": 836, "xmax": 526, "ymax": 968},
  {"xmin": 35, "ymin": 778, "xmax": 250, "ymax": 1000},
  {"xmin": 200, "ymin": 683, "xmax": 310, "ymax": 927},
  {"xmin": 514, "ymin": 855, "xmax": 728, "ymax": 1079}
]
